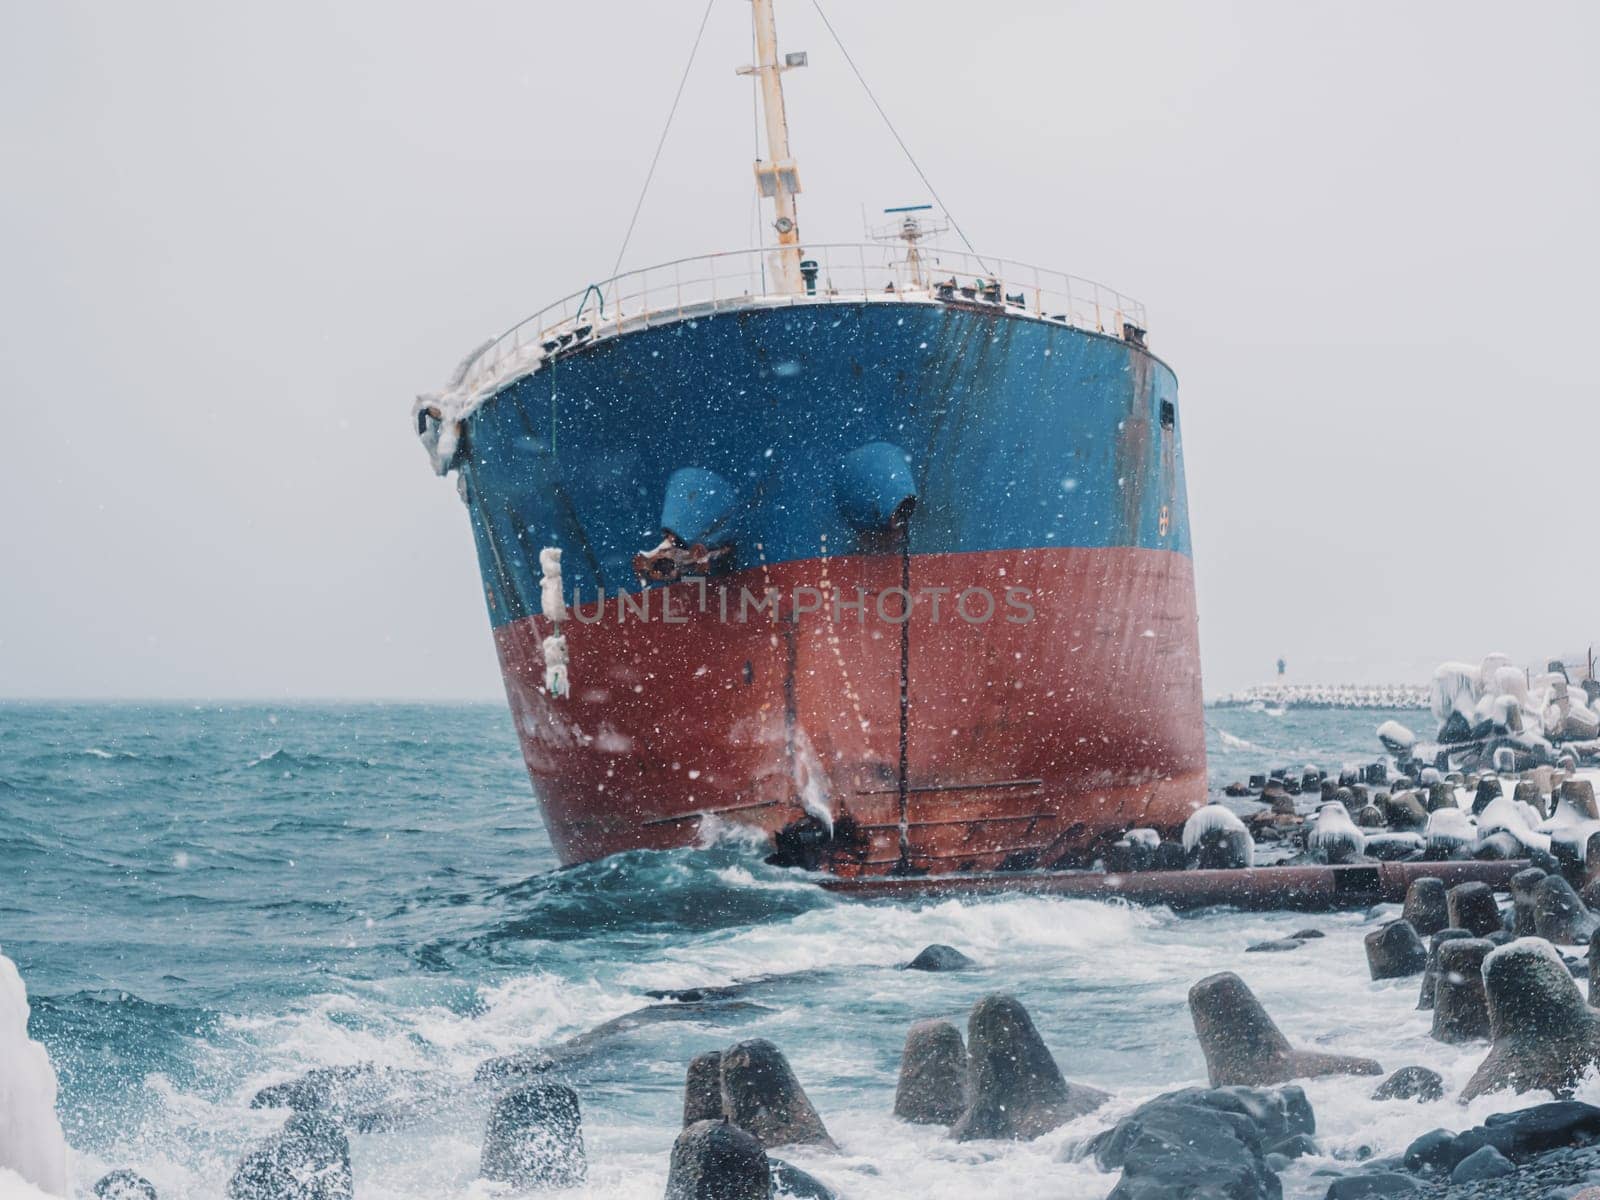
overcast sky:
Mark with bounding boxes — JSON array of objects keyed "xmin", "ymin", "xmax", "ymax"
[{"xmin": 1, "ymin": 0, "xmax": 1595, "ymax": 700}]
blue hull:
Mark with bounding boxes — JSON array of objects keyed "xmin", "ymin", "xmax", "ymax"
[{"xmin": 461, "ymin": 302, "xmax": 1190, "ymax": 626}]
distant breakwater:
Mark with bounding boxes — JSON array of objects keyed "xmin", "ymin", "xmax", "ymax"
[{"xmin": 1212, "ymin": 684, "xmax": 1431, "ymax": 711}]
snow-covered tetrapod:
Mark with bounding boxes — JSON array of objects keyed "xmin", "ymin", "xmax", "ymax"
[{"xmin": 0, "ymin": 949, "xmax": 69, "ymax": 1196}]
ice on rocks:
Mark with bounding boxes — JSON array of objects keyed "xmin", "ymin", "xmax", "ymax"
[
  {"xmin": 1477, "ymin": 795, "xmax": 1551, "ymax": 854},
  {"xmin": 1181, "ymin": 803, "xmax": 1250, "ymax": 853},
  {"xmin": 1431, "ymin": 662, "xmax": 1482, "ymax": 725},
  {"xmin": 0, "ymin": 950, "xmax": 69, "ymax": 1196},
  {"xmin": 1308, "ymin": 803, "xmax": 1366, "ymax": 864},
  {"xmin": 1425, "ymin": 807, "xmax": 1475, "ymax": 856}
]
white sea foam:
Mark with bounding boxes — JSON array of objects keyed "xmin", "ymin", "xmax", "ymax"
[
  {"xmin": 0, "ymin": 1169, "xmax": 61, "ymax": 1200},
  {"xmin": 61, "ymin": 870, "xmax": 1595, "ymax": 1200},
  {"xmin": 0, "ymin": 951, "xmax": 68, "ymax": 1196}
]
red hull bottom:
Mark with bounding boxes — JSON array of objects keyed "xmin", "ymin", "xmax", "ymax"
[{"xmin": 494, "ymin": 547, "xmax": 1206, "ymax": 875}]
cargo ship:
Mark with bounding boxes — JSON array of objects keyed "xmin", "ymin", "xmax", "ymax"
[{"xmin": 414, "ymin": 0, "xmax": 1206, "ymax": 876}]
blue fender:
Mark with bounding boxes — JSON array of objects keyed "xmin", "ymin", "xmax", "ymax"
[
  {"xmin": 834, "ymin": 442, "xmax": 917, "ymax": 532},
  {"xmin": 660, "ymin": 467, "xmax": 739, "ymax": 546}
]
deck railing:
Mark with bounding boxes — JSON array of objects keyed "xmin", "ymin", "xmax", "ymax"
[{"xmin": 461, "ymin": 244, "xmax": 1147, "ymax": 393}]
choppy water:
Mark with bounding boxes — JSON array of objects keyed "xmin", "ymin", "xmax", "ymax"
[{"xmin": 2, "ymin": 701, "xmax": 1586, "ymax": 1199}]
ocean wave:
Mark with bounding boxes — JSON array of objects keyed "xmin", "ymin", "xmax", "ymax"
[
  {"xmin": 457, "ymin": 846, "xmax": 832, "ymax": 948},
  {"xmin": 76, "ymin": 747, "xmax": 182, "ymax": 764},
  {"xmin": 241, "ymin": 748, "xmax": 380, "ymax": 772}
]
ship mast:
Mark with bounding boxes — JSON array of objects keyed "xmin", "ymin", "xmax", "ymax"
[{"xmin": 739, "ymin": 0, "xmax": 805, "ymax": 294}]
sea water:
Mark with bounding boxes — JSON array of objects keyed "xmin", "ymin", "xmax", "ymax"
[{"xmin": 2, "ymin": 702, "xmax": 1593, "ymax": 1199}]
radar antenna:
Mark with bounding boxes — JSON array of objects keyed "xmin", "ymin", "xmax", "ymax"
[{"xmin": 867, "ymin": 204, "xmax": 949, "ymax": 290}]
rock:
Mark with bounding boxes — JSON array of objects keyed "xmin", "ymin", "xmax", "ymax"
[
  {"xmin": 480, "ymin": 1082, "xmax": 587, "ymax": 1189},
  {"xmin": 1104, "ymin": 837, "xmax": 1158, "ymax": 873},
  {"xmin": 1247, "ymin": 939, "xmax": 1304, "ymax": 953},
  {"xmin": 720, "ymin": 1039, "xmax": 834, "ymax": 1150},
  {"xmin": 1385, "ymin": 792, "xmax": 1429, "ymax": 832},
  {"xmin": 1474, "ymin": 830, "xmax": 1525, "ymax": 861},
  {"xmin": 1402, "ymin": 878, "xmax": 1449, "ymax": 936},
  {"xmin": 93, "ymin": 1172, "xmax": 157, "ymax": 1200},
  {"xmin": 1355, "ymin": 805, "xmax": 1385, "ymax": 829},
  {"xmin": 1265, "ymin": 789, "xmax": 1298, "ymax": 817},
  {"xmin": 905, "ymin": 944, "xmax": 974, "ymax": 972},
  {"xmin": 1323, "ymin": 1173, "xmax": 1420, "ymax": 1197},
  {"xmin": 1427, "ymin": 781, "xmax": 1458, "ymax": 811},
  {"xmin": 1152, "ymin": 841, "xmax": 1187, "ymax": 871},
  {"xmin": 1450, "ymin": 1145, "xmax": 1515, "ymax": 1183},
  {"xmin": 1365, "ymin": 920, "xmax": 1427, "ymax": 980},
  {"xmin": 249, "ymin": 1063, "xmax": 431, "ymax": 1133},
  {"xmin": 1590, "ymin": 928, "xmax": 1600, "ymax": 1009},
  {"xmin": 665, "ymin": 1120, "xmax": 770, "ymax": 1200},
  {"xmin": 1447, "ymin": 881, "xmax": 1505, "ymax": 938},
  {"xmin": 1439, "ymin": 711, "xmax": 1474, "ymax": 746},
  {"xmin": 1463, "ymin": 939, "xmax": 1600, "ymax": 1100},
  {"xmin": 1379, "ymin": 721, "xmax": 1417, "ymax": 755},
  {"xmin": 1100, "ymin": 1108, "xmax": 1276, "ymax": 1200},
  {"xmin": 1453, "ymin": 1100, "xmax": 1600, "ymax": 1159},
  {"xmin": 769, "ymin": 1159, "xmax": 835, "ymax": 1200},
  {"xmin": 683, "ymin": 1052, "xmax": 724, "ymax": 1125},
  {"xmin": 227, "ymin": 1114, "xmax": 352, "ymax": 1200},
  {"xmin": 1205, "ymin": 1085, "xmax": 1315, "ymax": 1142},
  {"xmin": 1403, "ymin": 1128, "xmax": 1459, "ymax": 1173},
  {"xmin": 1511, "ymin": 867, "xmax": 1550, "ymax": 936},
  {"xmin": 1292, "ymin": 929, "xmax": 1325, "ymax": 939},
  {"xmin": 1189, "ymin": 972, "xmax": 1381, "ymax": 1086},
  {"xmin": 1407, "ymin": 1101, "xmax": 1600, "ymax": 1180},
  {"xmin": 1473, "ymin": 776, "xmax": 1504, "ymax": 816},
  {"xmin": 951, "ymin": 994, "xmax": 1107, "ymax": 1141},
  {"xmin": 1516, "ymin": 779, "xmax": 1551, "ymax": 820},
  {"xmin": 893, "ymin": 1019, "xmax": 967, "ymax": 1125},
  {"xmin": 1092, "ymin": 1086, "xmax": 1305, "ymax": 1200},
  {"xmin": 1564, "ymin": 779, "xmax": 1600, "ymax": 820},
  {"xmin": 474, "ymin": 1049, "xmax": 555, "ymax": 1087},
  {"xmin": 1372, "ymin": 1066, "xmax": 1443, "ymax": 1103},
  {"xmin": 1536, "ymin": 875, "xmax": 1600, "ymax": 943},
  {"xmin": 1582, "ymin": 834, "xmax": 1600, "ymax": 905},
  {"xmin": 1417, "ymin": 928, "xmax": 1472, "ymax": 1011},
  {"xmin": 1224, "ymin": 782, "xmax": 1251, "ymax": 797},
  {"xmin": 1267, "ymin": 1131, "xmax": 1317, "ymax": 1160},
  {"xmin": 1431, "ymin": 938, "xmax": 1493, "ymax": 1043}
]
